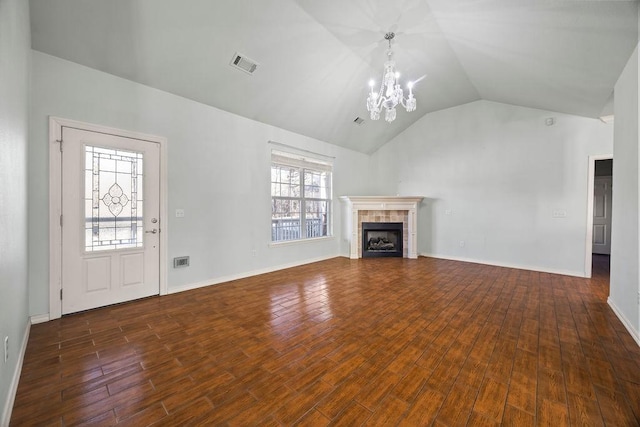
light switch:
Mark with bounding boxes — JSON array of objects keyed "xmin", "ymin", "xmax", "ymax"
[
  {"xmin": 552, "ymin": 209, "xmax": 567, "ymax": 218},
  {"xmin": 175, "ymin": 209, "xmax": 185, "ymax": 218}
]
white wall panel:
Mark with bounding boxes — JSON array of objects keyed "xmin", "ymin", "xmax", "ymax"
[
  {"xmin": 29, "ymin": 51, "xmax": 373, "ymax": 316},
  {"xmin": 610, "ymin": 43, "xmax": 640, "ymax": 342},
  {"xmin": 0, "ymin": 0, "xmax": 31, "ymax": 422},
  {"xmin": 371, "ymin": 100, "xmax": 614, "ymax": 277}
]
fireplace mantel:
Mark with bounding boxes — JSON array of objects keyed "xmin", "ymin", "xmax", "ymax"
[{"xmin": 340, "ymin": 196, "xmax": 424, "ymax": 259}]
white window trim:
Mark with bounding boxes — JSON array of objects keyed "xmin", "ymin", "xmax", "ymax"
[{"xmin": 270, "ymin": 148, "xmax": 333, "ymax": 243}]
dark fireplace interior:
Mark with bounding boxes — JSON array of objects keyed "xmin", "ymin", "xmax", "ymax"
[{"xmin": 362, "ymin": 222, "xmax": 403, "ymax": 258}]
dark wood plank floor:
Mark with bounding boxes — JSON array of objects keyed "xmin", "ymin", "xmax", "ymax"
[{"xmin": 11, "ymin": 255, "xmax": 640, "ymax": 426}]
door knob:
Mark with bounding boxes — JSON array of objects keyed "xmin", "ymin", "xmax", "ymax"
[{"xmin": 145, "ymin": 229, "xmax": 158, "ymax": 234}]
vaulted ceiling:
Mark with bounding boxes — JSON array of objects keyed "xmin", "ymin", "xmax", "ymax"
[{"xmin": 29, "ymin": 0, "xmax": 638, "ymax": 154}]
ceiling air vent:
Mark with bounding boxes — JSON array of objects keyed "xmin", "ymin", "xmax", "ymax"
[
  {"xmin": 353, "ymin": 117, "xmax": 365, "ymax": 125},
  {"xmin": 230, "ymin": 52, "xmax": 259, "ymax": 75}
]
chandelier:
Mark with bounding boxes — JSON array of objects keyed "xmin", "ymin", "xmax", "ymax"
[{"xmin": 366, "ymin": 32, "xmax": 416, "ymax": 123}]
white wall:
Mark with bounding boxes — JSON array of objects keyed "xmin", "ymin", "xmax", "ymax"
[
  {"xmin": 29, "ymin": 51, "xmax": 372, "ymax": 316},
  {"xmin": 0, "ymin": 0, "xmax": 30, "ymax": 423},
  {"xmin": 371, "ymin": 100, "xmax": 613, "ymax": 277},
  {"xmin": 610, "ymin": 43, "xmax": 640, "ymax": 343}
]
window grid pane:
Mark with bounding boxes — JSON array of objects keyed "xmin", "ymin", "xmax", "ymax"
[
  {"xmin": 271, "ymin": 161, "xmax": 332, "ymax": 242},
  {"xmin": 304, "ymin": 200, "xmax": 328, "ymax": 238},
  {"xmin": 272, "ymin": 197, "xmax": 302, "ymax": 241}
]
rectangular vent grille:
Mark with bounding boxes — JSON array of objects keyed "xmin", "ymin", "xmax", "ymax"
[
  {"xmin": 353, "ymin": 117, "xmax": 365, "ymax": 125},
  {"xmin": 230, "ymin": 52, "xmax": 259, "ymax": 75},
  {"xmin": 173, "ymin": 256, "xmax": 190, "ymax": 268}
]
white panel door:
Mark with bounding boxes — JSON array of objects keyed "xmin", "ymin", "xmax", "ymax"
[
  {"xmin": 61, "ymin": 127, "xmax": 160, "ymax": 314},
  {"xmin": 593, "ymin": 176, "xmax": 612, "ymax": 255}
]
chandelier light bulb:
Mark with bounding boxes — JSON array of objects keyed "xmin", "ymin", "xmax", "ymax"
[{"xmin": 365, "ymin": 32, "xmax": 418, "ymax": 123}]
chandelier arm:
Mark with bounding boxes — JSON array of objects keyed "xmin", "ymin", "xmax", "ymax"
[
  {"xmin": 377, "ymin": 69, "xmax": 385, "ymax": 98},
  {"xmin": 373, "ymin": 95, "xmax": 385, "ymax": 110}
]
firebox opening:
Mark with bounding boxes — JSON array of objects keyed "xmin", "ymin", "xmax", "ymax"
[{"xmin": 362, "ymin": 222, "xmax": 403, "ymax": 258}]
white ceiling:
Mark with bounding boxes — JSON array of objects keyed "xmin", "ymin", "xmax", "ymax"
[{"xmin": 29, "ymin": 0, "xmax": 638, "ymax": 154}]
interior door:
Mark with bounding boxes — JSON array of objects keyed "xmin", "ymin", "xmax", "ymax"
[
  {"xmin": 61, "ymin": 127, "xmax": 160, "ymax": 314},
  {"xmin": 593, "ymin": 176, "xmax": 612, "ymax": 255}
]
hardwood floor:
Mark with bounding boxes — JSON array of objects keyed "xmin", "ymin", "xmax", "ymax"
[{"xmin": 11, "ymin": 255, "xmax": 640, "ymax": 426}]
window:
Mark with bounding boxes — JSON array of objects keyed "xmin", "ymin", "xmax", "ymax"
[
  {"xmin": 271, "ymin": 150, "xmax": 332, "ymax": 242},
  {"xmin": 84, "ymin": 145, "xmax": 144, "ymax": 251}
]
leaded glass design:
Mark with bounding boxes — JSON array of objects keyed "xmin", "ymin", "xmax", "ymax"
[{"xmin": 85, "ymin": 145, "xmax": 144, "ymax": 251}]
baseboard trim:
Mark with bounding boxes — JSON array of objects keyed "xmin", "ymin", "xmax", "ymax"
[
  {"xmin": 418, "ymin": 253, "xmax": 585, "ymax": 278},
  {"xmin": 168, "ymin": 254, "xmax": 340, "ymax": 295},
  {"xmin": 26, "ymin": 255, "xmax": 344, "ymax": 319},
  {"xmin": 30, "ymin": 314, "xmax": 50, "ymax": 325},
  {"xmin": 608, "ymin": 297, "xmax": 640, "ymax": 347},
  {"xmin": 1, "ymin": 319, "xmax": 30, "ymax": 427}
]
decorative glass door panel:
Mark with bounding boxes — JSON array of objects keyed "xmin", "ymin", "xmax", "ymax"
[
  {"xmin": 84, "ymin": 146, "xmax": 144, "ymax": 251},
  {"xmin": 61, "ymin": 126, "xmax": 160, "ymax": 315}
]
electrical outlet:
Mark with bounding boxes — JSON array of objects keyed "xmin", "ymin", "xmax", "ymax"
[
  {"xmin": 4, "ymin": 336, "xmax": 8, "ymax": 363},
  {"xmin": 459, "ymin": 240, "xmax": 465, "ymax": 247}
]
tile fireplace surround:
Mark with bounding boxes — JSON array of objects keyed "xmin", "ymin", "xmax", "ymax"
[{"xmin": 340, "ymin": 196, "xmax": 424, "ymax": 259}]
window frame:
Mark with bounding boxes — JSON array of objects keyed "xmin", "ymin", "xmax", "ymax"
[{"xmin": 270, "ymin": 150, "xmax": 333, "ymax": 244}]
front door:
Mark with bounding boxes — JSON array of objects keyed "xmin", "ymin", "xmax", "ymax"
[
  {"xmin": 61, "ymin": 126, "xmax": 160, "ymax": 314},
  {"xmin": 593, "ymin": 176, "xmax": 612, "ymax": 255}
]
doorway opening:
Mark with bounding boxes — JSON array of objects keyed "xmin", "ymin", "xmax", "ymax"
[{"xmin": 585, "ymin": 155, "xmax": 613, "ymax": 279}]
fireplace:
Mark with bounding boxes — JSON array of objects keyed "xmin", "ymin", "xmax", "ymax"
[
  {"xmin": 362, "ymin": 222, "xmax": 403, "ymax": 258},
  {"xmin": 340, "ymin": 196, "xmax": 423, "ymax": 259}
]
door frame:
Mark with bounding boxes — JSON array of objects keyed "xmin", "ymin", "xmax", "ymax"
[
  {"xmin": 49, "ymin": 117, "xmax": 168, "ymax": 320},
  {"xmin": 584, "ymin": 153, "xmax": 613, "ymax": 278}
]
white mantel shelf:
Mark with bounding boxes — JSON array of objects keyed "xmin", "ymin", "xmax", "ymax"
[{"xmin": 340, "ymin": 196, "xmax": 424, "ymax": 259}]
